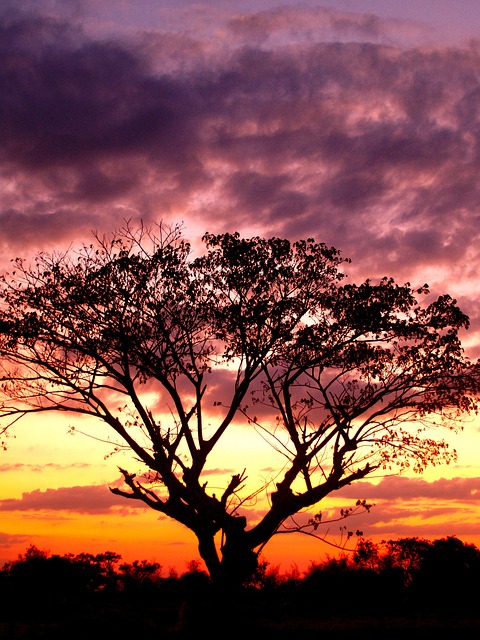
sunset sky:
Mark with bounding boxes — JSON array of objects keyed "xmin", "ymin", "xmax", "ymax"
[{"xmin": 1, "ymin": 0, "xmax": 480, "ymax": 575}]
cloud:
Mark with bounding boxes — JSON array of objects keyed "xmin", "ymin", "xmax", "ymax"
[
  {"xmin": 1, "ymin": 474, "xmax": 478, "ymax": 542},
  {"xmin": 0, "ymin": 8, "xmax": 208, "ymax": 252},
  {"xmin": 0, "ymin": 531, "xmax": 31, "ymax": 549},
  {"xmin": 0, "ymin": 5, "xmax": 479, "ymax": 329},
  {"xmin": 227, "ymin": 4, "xmax": 433, "ymax": 48},
  {"xmin": 0, "ymin": 16, "xmax": 200, "ymax": 171},
  {"xmin": 324, "ymin": 475, "xmax": 480, "ymax": 538},
  {"xmin": 273, "ymin": 475, "xmax": 480, "ymax": 543},
  {"xmin": 0, "ymin": 482, "xmax": 147, "ymax": 513},
  {"xmin": 0, "ymin": 462, "xmax": 89, "ymax": 473},
  {"xmin": 336, "ymin": 475, "xmax": 480, "ymax": 502}
]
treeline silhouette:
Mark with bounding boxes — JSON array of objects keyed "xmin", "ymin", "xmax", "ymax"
[{"xmin": 1, "ymin": 536, "xmax": 479, "ymax": 637}]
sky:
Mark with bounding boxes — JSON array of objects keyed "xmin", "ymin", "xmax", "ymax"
[{"xmin": 0, "ymin": 0, "xmax": 480, "ymax": 574}]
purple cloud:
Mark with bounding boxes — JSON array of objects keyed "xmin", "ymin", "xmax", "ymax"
[{"xmin": 0, "ymin": 2, "xmax": 478, "ymax": 301}]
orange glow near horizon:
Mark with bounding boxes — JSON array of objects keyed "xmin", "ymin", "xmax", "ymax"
[{"xmin": 1, "ymin": 408, "xmax": 480, "ymax": 573}]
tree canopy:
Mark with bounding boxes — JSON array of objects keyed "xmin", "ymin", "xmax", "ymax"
[{"xmin": 0, "ymin": 221, "xmax": 478, "ymax": 588}]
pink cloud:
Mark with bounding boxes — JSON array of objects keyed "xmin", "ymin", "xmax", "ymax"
[
  {"xmin": 0, "ymin": 462, "xmax": 89, "ymax": 473},
  {"xmin": 0, "ymin": 473, "xmax": 477, "ymax": 542},
  {"xmin": 227, "ymin": 4, "xmax": 433, "ymax": 48},
  {"xmin": 336, "ymin": 475, "xmax": 480, "ymax": 502},
  {"xmin": 0, "ymin": 482, "xmax": 147, "ymax": 514},
  {"xmin": 274, "ymin": 476, "xmax": 480, "ymax": 542},
  {"xmin": 328, "ymin": 476, "xmax": 480, "ymax": 538}
]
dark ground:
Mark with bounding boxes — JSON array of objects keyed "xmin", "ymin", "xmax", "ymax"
[{"xmin": 1, "ymin": 604, "xmax": 479, "ymax": 639}]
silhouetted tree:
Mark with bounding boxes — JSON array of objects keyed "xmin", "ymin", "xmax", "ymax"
[
  {"xmin": 355, "ymin": 535, "xmax": 480, "ymax": 615},
  {"xmin": 2, "ymin": 538, "xmax": 480, "ymax": 632},
  {"xmin": 412, "ymin": 536, "xmax": 480, "ymax": 612},
  {"xmin": 355, "ymin": 536, "xmax": 432, "ymax": 584},
  {"xmin": 0, "ymin": 546, "xmax": 107, "ymax": 618},
  {"xmin": 0, "ymin": 221, "xmax": 478, "ymax": 590},
  {"xmin": 119, "ymin": 558, "xmax": 162, "ymax": 587}
]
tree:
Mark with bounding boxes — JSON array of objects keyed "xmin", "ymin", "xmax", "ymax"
[
  {"xmin": 354, "ymin": 536, "xmax": 433, "ymax": 584},
  {"xmin": 0, "ymin": 221, "xmax": 478, "ymax": 590},
  {"xmin": 353, "ymin": 535, "xmax": 480, "ymax": 613}
]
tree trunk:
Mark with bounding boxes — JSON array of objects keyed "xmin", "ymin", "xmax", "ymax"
[
  {"xmin": 218, "ymin": 538, "xmax": 259, "ymax": 590},
  {"xmin": 197, "ymin": 520, "xmax": 259, "ymax": 591}
]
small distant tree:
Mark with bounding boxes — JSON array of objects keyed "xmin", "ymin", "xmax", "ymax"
[
  {"xmin": 413, "ymin": 536, "xmax": 480, "ymax": 611},
  {"xmin": 354, "ymin": 536, "xmax": 432, "ymax": 584},
  {"xmin": 119, "ymin": 559, "xmax": 162, "ymax": 585},
  {"xmin": 354, "ymin": 535, "xmax": 480, "ymax": 613},
  {"xmin": 0, "ymin": 546, "xmax": 119, "ymax": 613},
  {"xmin": 0, "ymin": 221, "xmax": 478, "ymax": 590}
]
